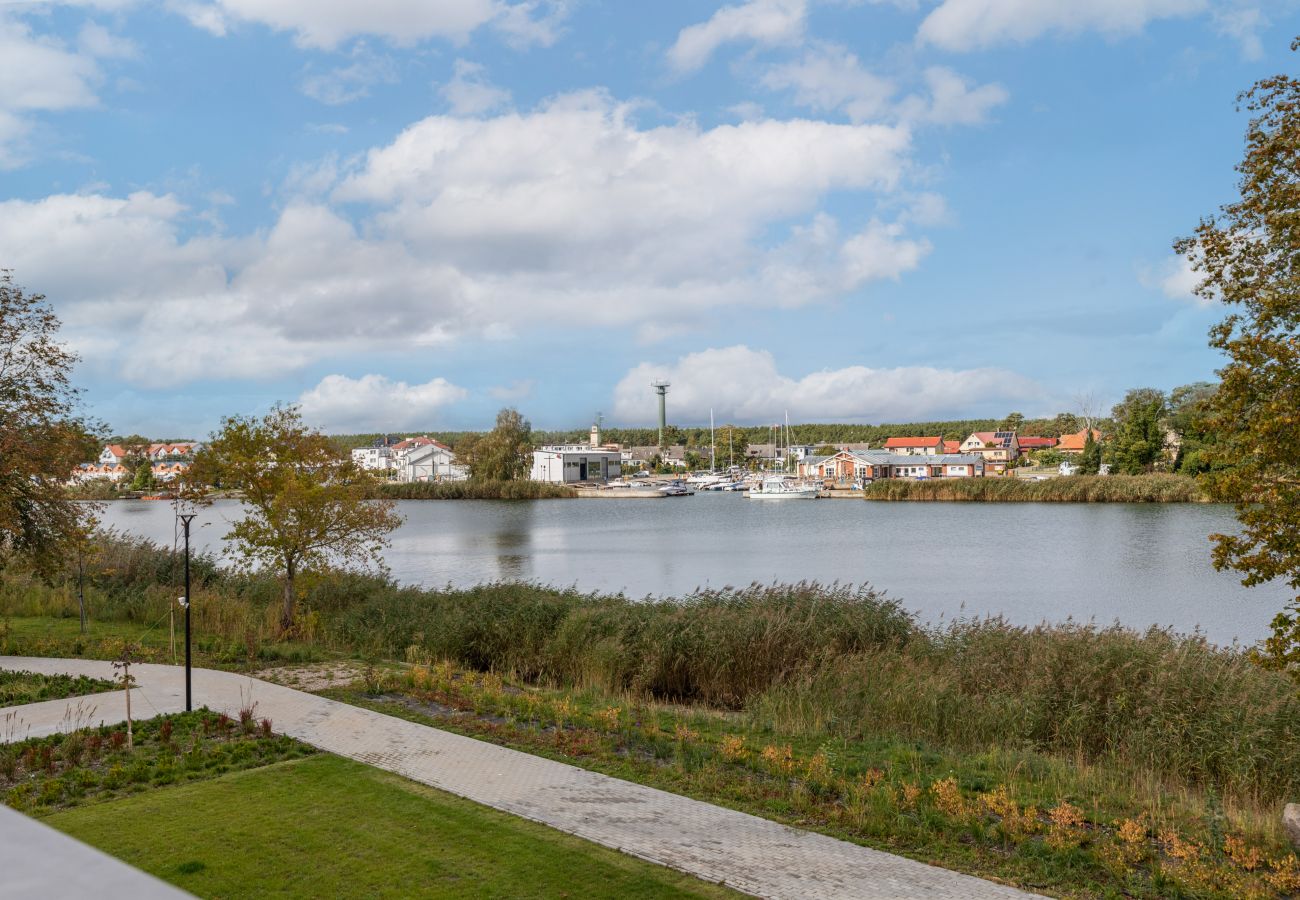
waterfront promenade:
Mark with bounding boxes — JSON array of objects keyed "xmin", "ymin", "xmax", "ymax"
[{"xmin": 1, "ymin": 656, "xmax": 1039, "ymax": 900}]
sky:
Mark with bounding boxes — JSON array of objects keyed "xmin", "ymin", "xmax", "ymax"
[{"xmin": 1, "ymin": 0, "xmax": 1296, "ymax": 436}]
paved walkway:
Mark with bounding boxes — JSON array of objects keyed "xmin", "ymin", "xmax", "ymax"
[{"xmin": 2, "ymin": 656, "xmax": 1040, "ymax": 900}]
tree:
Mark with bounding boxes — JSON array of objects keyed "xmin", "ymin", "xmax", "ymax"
[
  {"xmin": 463, "ymin": 408, "xmax": 533, "ymax": 481},
  {"xmin": 1050, "ymin": 412, "xmax": 1081, "ymax": 437},
  {"xmin": 194, "ymin": 405, "xmax": 401, "ymax": 632},
  {"xmin": 1175, "ymin": 40, "xmax": 1300, "ymax": 681},
  {"xmin": 0, "ymin": 272, "xmax": 98, "ymax": 576},
  {"xmin": 1108, "ymin": 388, "xmax": 1169, "ymax": 475},
  {"xmin": 1000, "ymin": 411, "xmax": 1025, "ymax": 432},
  {"xmin": 1079, "ymin": 430, "xmax": 1103, "ymax": 475},
  {"xmin": 715, "ymin": 425, "xmax": 748, "ymax": 467},
  {"xmin": 1167, "ymin": 382, "xmax": 1220, "ymax": 474}
]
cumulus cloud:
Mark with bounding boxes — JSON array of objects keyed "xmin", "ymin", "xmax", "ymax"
[
  {"xmin": 0, "ymin": 92, "xmax": 931, "ymax": 384},
  {"xmin": 668, "ymin": 0, "xmax": 807, "ymax": 73},
  {"xmin": 917, "ymin": 0, "xmax": 1205, "ymax": 51},
  {"xmin": 297, "ymin": 373, "xmax": 468, "ymax": 432},
  {"xmin": 0, "ymin": 13, "xmax": 137, "ymax": 167},
  {"xmin": 439, "ymin": 59, "xmax": 511, "ymax": 116},
  {"xmin": 613, "ymin": 346, "xmax": 1043, "ymax": 424}
]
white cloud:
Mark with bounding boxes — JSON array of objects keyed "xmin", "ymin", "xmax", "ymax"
[
  {"xmin": 300, "ymin": 44, "xmax": 397, "ymax": 105},
  {"xmin": 613, "ymin": 346, "xmax": 1042, "ymax": 424},
  {"xmin": 761, "ymin": 43, "xmax": 896, "ymax": 122},
  {"xmin": 897, "ymin": 66, "xmax": 1008, "ymax": 125},
  {"xmin": 668, "ymin": 0, "xmax": 807, "ymax": 73},
  {"xmin": 1141, "ymin": 255, "xmax": 1211, "ymax": 305},
  {"xmin": 173, "ymin": 0, "xmax": 565, "ymax": 50},
  {"xmin": 1213, "ymin": 4, "xmax": 1267, "ymax": 60},
  {"xmin": 760, "ymin": 45, "xmax": 1006, "ymax": 128},
  {"xmin": 0, "ymin": 13, "xmax": 137, "ymax": 167},
  {"xmin": 917, "ymin": 0, "xmax": 1205, "ymax": 51},
  {"xmin": 298, "ymin": 373, "xmax": 468, "ymax": 432},
  {"xmin": 439, "ymin": 59, "xmax": 511, "ymax": 116},
  {"xmin": 1, "ymin": 93, "xmax": 931, "ymax": 384}
]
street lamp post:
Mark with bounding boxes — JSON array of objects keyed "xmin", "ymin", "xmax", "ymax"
[{"xmin": 178, "ymin": 513, "xmax": 196, "ymax": 712}]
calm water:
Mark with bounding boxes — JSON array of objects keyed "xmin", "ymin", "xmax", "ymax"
[{"xmin": 97, "ymin": 496, "xmax": 1288, "ymax": 645}]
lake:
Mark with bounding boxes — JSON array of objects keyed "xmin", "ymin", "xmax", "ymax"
[{"xmin": 96, "ymin": 495, "xmax": 1289, "ymax": 646}]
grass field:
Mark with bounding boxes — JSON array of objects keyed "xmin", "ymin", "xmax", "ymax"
[{"xmin": 44, "ymin": 754, "xmax": 738, "ymax": 899}]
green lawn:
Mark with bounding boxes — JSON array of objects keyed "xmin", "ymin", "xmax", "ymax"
[{"xmin": 44, "ymin": 754, "xmax": 739, "ymax": 899}]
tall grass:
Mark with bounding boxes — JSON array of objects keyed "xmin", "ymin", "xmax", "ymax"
[
  {"xmin": 6, "ymin": 532, "xmax": 1297, "ymax": 804},
  {"xmin": 372, "ymin": 480, "xmax": 577, "ymax": 500},
  {"xmin": 863, "ymin": 474, "xmax": 1206, "ymax": 502}
]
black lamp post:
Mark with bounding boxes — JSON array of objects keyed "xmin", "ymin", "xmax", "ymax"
[{"xmin": 178, "ymin": 513, "xmax": 196, "ymax": 711}]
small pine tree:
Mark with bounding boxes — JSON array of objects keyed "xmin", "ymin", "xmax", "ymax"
[{"xmin": 1079, "ymin": 431, "xmax": 1102, "ymax": 475}]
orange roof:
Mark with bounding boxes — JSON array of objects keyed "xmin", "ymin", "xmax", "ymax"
[
  {"xmin": 942, "ymin": 440, "xmax": 960, "ymax": 453},
  {"xmin": 1057, "ymin": 429, "xmax": 1102, "ymax": 452},
  {"xmin": 1017, "ymin": 436, "xmax": 1056, "ymax": 449},
  {"xmin": 883, "ymin": 436, "xmax": 942, "ymax": 449}
]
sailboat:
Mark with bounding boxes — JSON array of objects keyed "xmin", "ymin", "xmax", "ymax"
[{"xmin": 745, "ymin": 412, "xmax": 818, "ymax": 499}]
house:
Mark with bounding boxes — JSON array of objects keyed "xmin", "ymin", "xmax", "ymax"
[
  {"xmin": 942, "ymin": 440, "xmax": 961, "ymax": 454},
  {"xmin": 1017, "ymin": 436, "xmax": 1057, "ymax": 452},
  {"xmin": 97, "ymin": 443, "xmax": 198, "ymax": 466},
  {"xmin": 395, "ymin": 440, "xmax": 457, "ymax": 483},
  {"xmin": 352, "ymin": 445, "xmax": 394, "ymax": 472},
  {"xmin": 150, "ymin": 461, "xmax": 190, "ymax": 483},
  {"xmin": 959, "ymin": 431, "xmax": 1020, "ymax": 474},
  {"xmin": 799, "ymin": 450, "xmax": 984, "ymax": 484},
  {"xmin": 881, "ymin": 437, "xmax": 943, "ymax": 456},
  {"xmin": 1056, "ymin": 429, "xmax": 1102, "ymax": 455},
  {"xmin": 531, "ymin": 445, "xmax": 623, "ymax": 484}
]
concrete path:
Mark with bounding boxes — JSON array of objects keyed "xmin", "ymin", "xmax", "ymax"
[
  {"xmin": 0, "ymin": 802, "xmax": 192, "ymax": 899},
  {"xmin": 2, "ymin": 656, "xmax": 1041, "ymax": 900}
]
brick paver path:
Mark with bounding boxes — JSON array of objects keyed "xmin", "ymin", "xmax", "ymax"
[{"xmin": 2, "ymin": 656, "xmax": 1040, "ymax": 900}]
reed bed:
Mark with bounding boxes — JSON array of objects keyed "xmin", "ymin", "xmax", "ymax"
[
  {"xmin": 862, "ymin": 473, "xmax": 1206, "ymax": 502},
  {"xmin": 5, "ymin": 533, "xmax": 1297, "ymax": 806},
  {"xmin": 371, "ymin": 480, "xmax": 577, "ymax": 500}
]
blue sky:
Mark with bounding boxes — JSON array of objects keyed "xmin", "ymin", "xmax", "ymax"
[{"xmin": 1, "ymin": 0, "xmax": 1295, "ymax": 435}]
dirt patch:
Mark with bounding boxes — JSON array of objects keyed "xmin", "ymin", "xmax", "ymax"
[{"xmin": 250, "ymin": 662, "xmax": 368, "ymax": 692}]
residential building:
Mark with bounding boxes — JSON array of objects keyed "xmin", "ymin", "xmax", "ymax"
[
  {"xmin": 942, "ymin": 440, "xmax": 961, "ymax": 454},
  {"xmin": 799, "ymin": 450, "xmax": 984, "ymax": 484},
  {"xmin": 530, "ymin": 445, "xmax": 623, "ymax": 483},
  {"xmin": 959, "ymin": 431, "xmax": 1021, "ymax": 474},
  {"xmin": 352, "ymin": 445, "xmax": 394, "ymax": 472},
  {"xmin": 1056, "ymin": 429, "xmax": 1103, "ymax": 455},
  {"xmin": 881, "ymin": 436, "xmax": 943, "ymax": 456},
  {"xmin": 97, "ymin": 442, "xmax": 199, "ymax": 466},
  {"xmin": 395, "ymin": 440, "xmax": 457, "ymax": 483},
  {"xmin": 1017, "ymin": 436, "xmax": 1057, "ymax": 452}
]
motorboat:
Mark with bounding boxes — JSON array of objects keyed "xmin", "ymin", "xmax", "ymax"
[
  {"xmin": 658, "ymin": 481, "xmax": 694, "ymax": 496},
  {"xmin": 745, "ymin": 476, "xmax": 819, "ymax": 500}
]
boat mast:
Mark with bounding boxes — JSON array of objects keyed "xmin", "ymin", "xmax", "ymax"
[{"xmin": 710, "ymin": 408, "xmax": 715, "ymax": 472}]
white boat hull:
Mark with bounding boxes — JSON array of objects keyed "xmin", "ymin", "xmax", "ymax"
[{"xmin": 745, "ymin": 488, "xmax": 819, "ymax": 500}]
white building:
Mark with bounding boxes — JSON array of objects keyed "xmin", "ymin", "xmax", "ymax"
[
  {"xmin": 395, "ymin": 440, "xmax": 458, "ymax": 483},
  {"xmin": 531, "ymin": 445, "xmax": 622, "ymax": 484},
  {"xmin": 351, "ymin": 446, "xmax": 393, "ymax": 472}
]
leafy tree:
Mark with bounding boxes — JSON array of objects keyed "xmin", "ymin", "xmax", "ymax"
[
  {"xmin": 1167, "ymin": 382, "xmax": 1220, "ymax": 474},
  {"xmin": 999, "ymin": 411, "xmax": 1025, "ymax": 432},
  {"xmin": 0, "ymin": 272, "xmax": 98, "ymax": 576},
  {"xmin": 130, "ymin": 462, "xmax": 156, "ymax": 492},
  {"xmin": 194, "ymin": 405, "xmax": 401, "ymax": 632},
  {"xmin": 715, "ymin": 425, "xmax": 748, "ymax": 467},
  {"xmin": 1079, "ymin": 430, "xmax": 1103, "ymax": 475},
  {"xmin": 1175, "ymin": 41, "xmax": 1300, "ymax": 681},
  {"xmin": 1049, "ymin": 413, "xmax": 1081, "ymax": 437},
  {"xmin": 464, "ymin": 408, "xmax": 533, "ymax": 481},
  {"xmin": 1108, "ymin": 388, "xmax": 1169, "ymax": 474}
]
